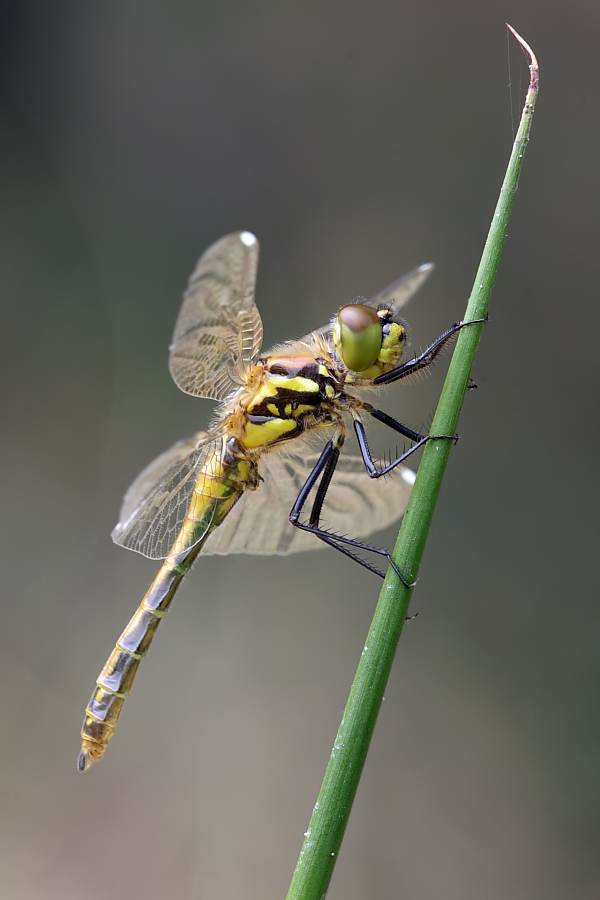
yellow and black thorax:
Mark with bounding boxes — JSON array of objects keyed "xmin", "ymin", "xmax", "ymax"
[{"xmin": 239, "ymin": 356, "xmax": 341, "ymax": 450}]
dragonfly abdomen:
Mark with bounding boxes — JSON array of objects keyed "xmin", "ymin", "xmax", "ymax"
[
  {"xmin": 78, "ymin": 553, "xmax": 198, "ymax": 772},
  {"xmin": 79, "ymin": 447, "xmax": 251, "ymax": 772}
]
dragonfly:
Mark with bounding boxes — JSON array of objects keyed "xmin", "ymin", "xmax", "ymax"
[{"xmin": 79, "ymin": 230, "xmax": 478, "ymax": 772}]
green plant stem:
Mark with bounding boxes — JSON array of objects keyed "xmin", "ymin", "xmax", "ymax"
[{"xmin": 286, "ymin": 27, "xmax": 538, "ymax": 900}]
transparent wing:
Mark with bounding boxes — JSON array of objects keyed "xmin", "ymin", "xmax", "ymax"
[
  {"xmin": 111, "ymin": 431, "xmax": 223, "ymax": 559},
  {"xmin": 169, "ymin": 232, "xmax": 263, "ymax": 401},
  {"xmin": 203, "ymin": 450, "xmax": 415, "ymax": 556},
  {"xmin": 298, "ymin": 262, "xmax": 434, "ymax": 345},
  {"xmin": 367, "ymin": 261, "xmax": 434, "ymax": 312},
  {"xmin": 296, "ymin": 322, "xmax": 334, "ymax": 348},
  {"xmin": 115, "ymin": 431, "xmax": 209, "ymax": 526}
]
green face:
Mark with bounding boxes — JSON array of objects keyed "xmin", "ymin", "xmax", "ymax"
[{"xmin": 334, "ymin": 304, "xmax": 383, "ymax": 372}]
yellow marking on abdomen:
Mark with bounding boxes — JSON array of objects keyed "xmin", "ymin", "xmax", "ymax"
[
  {"xmin": 79, "ymin": 449, "xmax": 249, "ymax": 772},
  {"xmin": 179, "ymin": 453, "xmax": 248, "ymax": 541}
]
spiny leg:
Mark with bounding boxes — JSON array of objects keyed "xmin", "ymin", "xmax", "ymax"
[
  {"xmin": 353, "ymin": 407, "xmax": 457, "ymax": 478},
  {"xmin": 290, "ymin": 319, "xmax": 486, "ymax": 591},
  {"xmin": 373, "ymin": 317, "xmax": 487, "ymax": 386},
  {"xmin": 355, "ymin": 317, "xmax": 487, "ymax": 474},
  {"xmin": 288, "ymin": 435, "xmax": 417, "ymax": 588}
]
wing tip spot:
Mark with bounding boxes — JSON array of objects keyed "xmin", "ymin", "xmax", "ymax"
[
  {"xmin": 401, "ymin": 468, "xmax": 417, "ymax": 486},
  {"xmin": 240, "ymin": 232, "xmax": 257, "ymax": 247}
]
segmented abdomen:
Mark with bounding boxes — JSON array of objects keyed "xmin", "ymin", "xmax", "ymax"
[{"xmin": 78, "ymin": 443, "xmax": 248, "ymax": 772}]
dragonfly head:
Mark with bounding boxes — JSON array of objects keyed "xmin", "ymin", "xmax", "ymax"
[{"xmin": 333, "ymin": 303, "xmax": 409, "ymax": 379}]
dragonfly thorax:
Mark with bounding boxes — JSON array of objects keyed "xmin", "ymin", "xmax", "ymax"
[{"xmin": 237, "ymin": 356, "xmax": 339, "ymax": 451}]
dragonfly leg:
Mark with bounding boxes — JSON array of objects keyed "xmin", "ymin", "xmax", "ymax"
[
  {"xmin": 372, "ymin": 316, "xmax": 487, "ymax": 386},
  {"xmin": 288, "ymin": 436, "xmax": 416, "ymax": 588},
  {"xmin": 353, "ymin": 409, "xmax": 457, "ymax": 478}
]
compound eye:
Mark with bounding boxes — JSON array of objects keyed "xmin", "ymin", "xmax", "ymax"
[{"xmin": 334, "ymin": 304, "xmax": 382, "ymax": 372}]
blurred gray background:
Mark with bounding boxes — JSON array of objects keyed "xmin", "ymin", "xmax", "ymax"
[{"xmin": 1, "ymin": 2, "xmax": 598, "ymax": 898}]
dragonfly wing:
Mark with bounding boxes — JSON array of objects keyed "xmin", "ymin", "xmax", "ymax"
[
  {"xmin": 202, "ymin": 451, "xmax": 311, "ymax": 555},
  {"xmin": 169, "ymin": 232, "xmax": 263, "ymax": 401},
  {"xmin": 367, "ymin": 262, "xmax": 434, "ymax": 313},
  {"xmin": 116, "ymin": 431, "xmax": 209, "ymax": 525},
  {"xmin": 296, "ymin": 263, "xmax": 433, "ymax": 348},
  {"xmin": 202, "ymin": 450, "xmax": 415, "ymax": 556},
  {"xmin": 112, "ymin": 431, "xmax": 223, "ymax": 559},
  {"xmin": 296, "ymin": 322, "xmax": 334, "ymax": 346}
]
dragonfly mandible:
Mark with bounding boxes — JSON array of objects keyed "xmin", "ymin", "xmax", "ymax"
[{"xmin": 79, "ymin": 230, "xmax": 475, "ymax": 772}]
